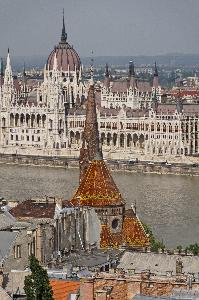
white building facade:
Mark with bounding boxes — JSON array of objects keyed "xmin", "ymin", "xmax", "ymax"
[{"xmin": 0, "ymin": 18, "xmax": 198, "ymax": 161}]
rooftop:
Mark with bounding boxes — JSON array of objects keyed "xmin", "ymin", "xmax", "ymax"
[
  {"xmin": 70, "ymin": 159, "xmax": 125, "ymax": 207},
  {"xmin": 50, "ymin": 279, "xmax": 80, "ymax": 300},
  {"xmin": 10, "ymin": 199, "xmax": 57, "ymax": 220},
  {"xmin": 118, "ymin": 251, "xmax": 199, "ymax": 276}
]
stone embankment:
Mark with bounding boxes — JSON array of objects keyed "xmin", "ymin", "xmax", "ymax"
[{"xmin": 0, "ymin": 153, "xmax": 199, "ymax": 176}]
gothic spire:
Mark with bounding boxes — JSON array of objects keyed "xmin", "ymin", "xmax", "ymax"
[
  {"xmin": 129, "ymin": 60, "xmax": 137, "ymax": 88},
  {"xmin": 6, "ymin": 48, "xmax": 11, "ymax": 71},
  {"xmin": 129, "ymin": 60, "xmax": 135, "ymax": 78},
  {"xmin": 0, "ymin": 58, "xmax": 4, "ymax": 77},
  {"xmin": 105, "ymin": 63, "xmax": 109, "ymax": 78},
  {"xmin": 79, "ymin": 84, "xmax": 102, "ymax": 182},
  {"xmin": 61, "ymin": 9, "xmax": 67, "ymax": 43},
  {"xmin": 154, "ymin": 61, "xmax": 158, "ymax": 77},
  {"xmin": 23, "ymin": 62, "xmax": 26, "ymax": 77},
  {"xmin": 104, "ymin": 63, "xmax": 110, "ymax": 88},
  {"xmin": 153, "ymin": 61, "xmax": 159, "ymax": 88}
]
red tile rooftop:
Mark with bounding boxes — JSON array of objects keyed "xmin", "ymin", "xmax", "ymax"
[{"xmin": 50, "ymin": 279, "xmax": 80, "ymax": 300}]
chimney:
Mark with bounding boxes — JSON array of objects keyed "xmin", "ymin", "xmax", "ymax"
[{"xmin": 80, "ymin": 278, "xmax": 94, "ymax": 300}]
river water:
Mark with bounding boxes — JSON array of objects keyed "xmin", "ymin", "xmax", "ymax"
[{"xmin": 0, "ymin": 164, "xmax": 199, "ymax": 248}]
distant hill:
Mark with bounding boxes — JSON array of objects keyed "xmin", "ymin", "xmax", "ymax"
[{"xmin": 2, "ymin": 53, "xmax": 199, "ymax": 71}]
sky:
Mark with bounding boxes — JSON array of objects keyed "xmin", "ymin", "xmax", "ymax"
[{"xmin": 0, "ymin": 0, "xmax": 199, "ymax": 58}]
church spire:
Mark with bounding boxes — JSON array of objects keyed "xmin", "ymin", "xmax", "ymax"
[
  {"xmin": 61, "ymin": 9, "xmax": 67, "ymax": 43},
  {"xmin": 79, "ymin": 84, "xmax": 102, "ymax": 182}
]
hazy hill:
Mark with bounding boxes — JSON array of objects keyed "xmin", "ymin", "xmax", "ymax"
[{"xmin": 2, "ymin": 53, "xmax": 199, "ymax": 71}]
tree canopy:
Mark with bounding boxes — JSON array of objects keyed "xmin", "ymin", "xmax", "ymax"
[{"xmin": 24, "ymin": 255, "xmax": 54, "ymax": 300}]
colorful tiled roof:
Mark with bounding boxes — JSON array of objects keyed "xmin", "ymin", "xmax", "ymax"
[
  {"xmin": 50, "ymin": 280, "xmax": 80, "ymax": 300},
  {"xmin": 70, "ymin": 159, "xmax": 125, "ymax": 207},
  {"xmin": 100, "ymin": 209, "xmax": 150, "ymax": 249}
]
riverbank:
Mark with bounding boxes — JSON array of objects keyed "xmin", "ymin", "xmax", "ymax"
[{"xmin": 0, "ymin": 153, "xmax": 199, "ymax": 176}]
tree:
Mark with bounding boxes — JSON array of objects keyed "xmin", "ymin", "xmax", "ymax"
[
  {"xmin": 186, "ymin": 243, "xmax": 199, "ymax": 255},
  {"xmin": 143, "ymin": 223, "xmax": 165, "ymax": 252},
  {"xmin": 24, "ymin": 255, "xmax": 54, "ymax": 300}
]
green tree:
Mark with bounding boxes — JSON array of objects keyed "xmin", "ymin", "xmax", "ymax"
[
  {"xmin": 24, "ymin": 255, "xmax": 54, "ymax": 300},
  {"xmin": 143, "ymin": 223, "xmax": 165, "ymax": 252},
  {"xmin": 186, "ymin": 243, "xmax": 199, "ymax": 255}
]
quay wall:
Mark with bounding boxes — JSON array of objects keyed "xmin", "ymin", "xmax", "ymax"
[{"xmin": 0, "ymin": 153, "xmax": 199, "ymax": 176}]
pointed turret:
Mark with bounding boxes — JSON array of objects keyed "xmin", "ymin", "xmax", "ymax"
[
  {"xmin": 4, "ymin": 49, "xmax": 13, "ymax": 86},
  {"xmin": 1, "ymin": 58, "xmax": 4, "ymax": 77},
  {"xmin": 129, "ymin": 61, "xmax": 137, "ymax": 88},
  {"xmin": 23, "ymin": 62, "xmax": 26, "ymax": 78},
  {"xmin": 53, "ymin": 50, "xmax": 58, "ymax": 70},
  {"xmin": 79, "ymin": 84, "xmax": 102, "ymax": 182},
  {"xmin": 104, "ymin": 63, "xmax": 110, "ymax": 88},
  {"xmin": 60, "ymin": 9, "xmax": 67, "ymax": 44},
  {"xmin": 129, "ymin": 60, "xmax": 135, "ymax": 78},
  {"xmin": 6, "ymin": 48, "xmax": 12, "ymax": 72},
  {"xmin": 153, "ymin": 61, "xmax": 159, "ymax": 88}
]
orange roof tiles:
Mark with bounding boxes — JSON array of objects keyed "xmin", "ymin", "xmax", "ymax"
[
  {"xmin": 50, "ymin": 280, "xmax": 80, "ymax": 300},
  {"xmin": 70, "ymin": 160, "xmax": 125, "ymax": 207},
  {"xmin": 100, "ymin": 209, "xmax": 150, "ymax": 249}
]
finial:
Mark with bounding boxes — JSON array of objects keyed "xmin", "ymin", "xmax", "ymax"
[
  {"xmin": 8, "ymin": 48, "xmax": 9, "ymax": 54},
  {"xmin": 61, "ymin": 8, "xmax": 67, "ymax": 43}
]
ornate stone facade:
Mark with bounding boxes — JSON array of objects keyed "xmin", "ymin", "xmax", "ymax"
[
  {"xmin": 67, "ymin": 103, "xmax": 199, "ymax": 160},
  {"xmin": 0, "ymin": 15, "xmax": 85, "ymax": 156},
  {"xmin": 101, "ymin": 61, "xmax": 161, "ymax": 109},
  {"xmin": 0, "ymin": 16, "xmax": 198, "ymax": 161}
]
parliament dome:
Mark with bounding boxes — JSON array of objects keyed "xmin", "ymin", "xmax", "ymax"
[{"xmin": 47, "ymin": 13, "xmax": 81, "ymax": 72}]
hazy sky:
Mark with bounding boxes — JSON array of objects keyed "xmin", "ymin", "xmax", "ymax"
[{"xmin": 0, "ymin": 0, "xmax": 199, "ymax": 58}]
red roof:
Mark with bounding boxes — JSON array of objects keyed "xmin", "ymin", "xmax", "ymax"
[
  {"xmin": 50, "ymin": 280, "xmax": 80, "ymax": 300},
  {"xmin": 10, "ymin": 200, "xmax": 56, "ymax": 220},
  {"xmin": 70, "ymin": 159, "xmax": 125, "ymax": 207},
  {"xmin": 47, "ymin": 43, "xmax": 81, "ymax": 72}
]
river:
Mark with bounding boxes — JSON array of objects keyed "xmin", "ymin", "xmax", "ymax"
[{"xmin": 0, "ymin": 164, "xmax": 199, "ymax": 248}]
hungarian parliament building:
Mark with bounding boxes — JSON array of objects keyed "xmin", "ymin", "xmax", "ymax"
[{"xmin": 0, "ymin": 16, "xmax": 198, "ymax": 161}]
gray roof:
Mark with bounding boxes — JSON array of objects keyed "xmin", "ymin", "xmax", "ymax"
[
  {"xmin": 118, "ymin": 252, "xmax": 199, "ymax": 276},
  {"xmin": 65, "ymin": 249, "xmax": 120, "ymax": 269},
  {"xmin": 5, "ymin": 270, "xmax": 31, "ymax": 296},
  {"xmin": 0, "ymin": 212, "xmax": 15, "ymax": 230},
  {"xmin": 0, "ymin": 231, "xmax": 18, "ymax": 262},
  {"xmin": 0, "ymin": 286, "xmax": 12, "ymax": 300}
]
